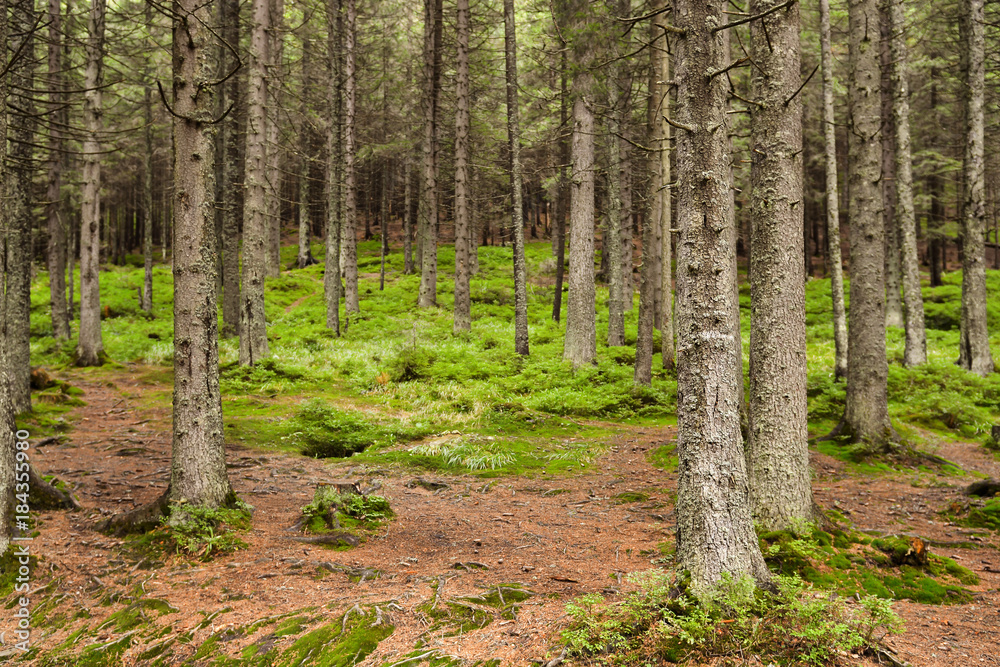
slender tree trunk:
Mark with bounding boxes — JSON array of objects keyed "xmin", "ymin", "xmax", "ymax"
[
  {"xmin": 635, "ymin": 18, "xmax": 660, "ymax": 384},
  {"xmin": 621, "ymin": 142, "xmax": 634, "ymax": 312},
  {"xmin": 747, "ymin": 0, "xmax": 812, "ymax": 531},
  {"xmin": 170, "ymin": 0, "xmax": 236, "ymax": 513},
  {"xmin": 657, "ymin": 17, "xmax": 674, "ymax": 370},
  {"xmin": 265, "ymin": 0, "xmax": 284, "ymax": 277},
  {"xmin": 46, "ymin": 0, "xmax": 70, "ymax": 338},
  {"xmin": 417, "ymin": 0, "xmax": 443, "ymax": 308},
  {"xmin": 240, "ymin": 0, "xmax": 272, "ymax": 365},
  {"xmin": 552, "ymin": 49, "xmax": 568, "ymax": 323},
  {"xmin": 297, "ymin": 31, "xmax": 317, "ymax": 270},
  {"xmin": 880, "ymin": 2, "xmax": 903, "ymax": 328},
  {"xmin": 842, "ymin": 0, "xmax": 896, "ymax": 449},
  {"xmin": 504, "ymin": 0, "xmax": 529, "ymax": 356},
  {"xmin": 453, "ymin": 0, "xmax": 472, "ymax": 332},
  {"xmin": 141, "ymin": 1, "xmax": 155, "ymax": 313},
  {"xmin": 403, "ymin": 158, "xmax": 414, "ymax": 275},
  {"xmin": 672, "ymin": 0, "xmax": 771, "ymax": 591},
  {"xmin": 324, "ymin": 0, "xmax": 342, "ymax": 334},
  {"xmin": 959, "ymin": 0, "xmax": 994, "ymax": 376},
  {"xmin": 0, "ymin": 0, "xmax": 13, "ymax": 555},
  {"xmin": 76, "ymin": 0, "xmax": 106, "ymax": 368},
  {"xmin": 604, "ymin": 3, "xmax": 625, "ymax": 348},
  {"xmin": 820, "ymin": 0, "xmax": 848, "ymax": 381},
  {"xmin": 342, "ymin": 0, "xmax": 359, "ymax": 314},
  {"xmin": 889, "ymin": 0, "xmax": 925, "ymax": 367},
  {"xmin": 563, "ymin": 88, "xmax": 596, "ymax": 367},
  {"xmin": 379, "ymin": 163, "xmax": 389, "ymax": 290},
  {"xmin": 221, "ymin": 0, "xmax": 241, "ymax": 336}
]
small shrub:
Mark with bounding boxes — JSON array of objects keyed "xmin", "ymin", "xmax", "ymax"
[
  {"xmin": 158, "ymin": 500, "xmax": 253, "ymax": 558},
  {"xmin": 386, "ymin": 345, "xmax": 435, "ymax": 382}
]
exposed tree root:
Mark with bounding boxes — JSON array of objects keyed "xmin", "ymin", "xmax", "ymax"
[
  {"xmin": 29, "ymin": 464, "xmax": 81, "ymax": 511},
  {"xmin": 97, "ymin": 488, "xmax": 170, "ymax": 536}
]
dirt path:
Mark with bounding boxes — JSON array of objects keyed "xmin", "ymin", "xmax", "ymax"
[{"xmin": 3, "ymin": 372, "xmax": 1000, "ymax": 666}]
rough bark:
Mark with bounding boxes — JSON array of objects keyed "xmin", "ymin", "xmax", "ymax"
[
  {"xmin": 324, "ymin": 0, "xmax": 342, "ymax": 334},
  {"xmin": 820, "ymin": 0, "xmax": 848, "ymax": 381},
  {"xmin": 634, "ymin": 18, "xmax": 659, "ymax": 385},
  {"xmin": 169, "ymin": 0, "xmax": 235, "ymax": 512},
  {"xmin": 563, "ymin": 89, "xmax": 596, "ymax": 367},
  {"xmin": 342, "ymin": 0, "xmax": 359, "ymax": 314},
  {"xmin": 504, "ymin": 0, "xmax": 529, "ymax": 356},
  {"xmin": 657, "ymin": 17, "xmax": 674, "ymax": 371},
  {"xmin": 221, "ymin": 0, "xmax": 241, "ymax": 336},
  {"xmin": 604, "ymin": 8, "xmax": 625, "ymax": 348},
  {"xmin": 77, "ymin": 0, "xmax": 107, "ymax": 368},
  {"xmin": 958, "ymin": 0, "xmax": 994, "ymax": 377},
  {"xmin": 672, "ymin": 0, "xmax": 771, "ymax": 591},
  {"xmin": 453, "ymin": 0, "xmax": 472, "ymax": 333},
  {"xmin": 240, "ymin": 0, "xmax": 271, "ymax": 365},
  {"xmin": 0, "ymin": 0, "xmax": 11, "ymax": 552},
  {"xmin": 265, "ymin": 0, "xmax": 285, "ymax": 278},
  {"xmin": 747, "ymin": 0, "xmax": 812, "ymax": 531},
  {"xmin": 843, "ymin": 0, "xmax": 896, "ymax": 449},
  {"xmin": 880, "ymin": 2, "xmax": 903, "ymax": 328},
  {"xmin": 417, "ymin": 0, "xmax": 443, "ymax": 308},
  {"xmin": 889, "ymin": 0, "xmax": 926, "ymax": 367},
  {"xmin": 403, "ymin": 158, "xmax": 414, "ymax": 275},
  {"xmin": 46, "ymin": 0, "xmax": 70, "ymax": 339}
]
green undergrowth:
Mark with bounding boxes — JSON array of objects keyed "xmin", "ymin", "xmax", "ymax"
[
  {"xmin": 298, "ymin": 486, "xmax": 393, "ymax": 547},
  {"xmin": 122, "ymin": 500, "xmax": 254, "ymax": 561},
  {"xmin": 563, "ymin": 570, "xmax": 902, "ymax": 666},
  {"xmin": 942, "ymin": 497, "xmax": 1000, "ymax": 532},
  {"xmin": 761, "ymin": 526, "xmax": 977, "ymax": 605},
  {"xmin": 419, "ymin": 583, "xmax": 532, "ymax": 636}
]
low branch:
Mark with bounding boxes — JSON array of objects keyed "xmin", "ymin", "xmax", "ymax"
[{"xmin": 713, "ymin": 0, "xmax": 797, "ymax": 33}]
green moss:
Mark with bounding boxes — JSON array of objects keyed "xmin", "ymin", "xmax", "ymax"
[
  {"xmin": 613, "ymin": 491, "xmax": 650, "ymax": 504},
  {"xmin": 275, "ymin": 611, "xmax": 393, "ymax": 666}
]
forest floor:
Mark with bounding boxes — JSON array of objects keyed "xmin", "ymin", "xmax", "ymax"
[{"xmin": 2, "ymin": 368, "xmax": 999, "ymax": 666}]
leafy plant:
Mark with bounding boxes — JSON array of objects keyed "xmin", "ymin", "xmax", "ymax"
[{"xmin": 158, "ymin": 500, "xmax": 254, "ymax": 558}]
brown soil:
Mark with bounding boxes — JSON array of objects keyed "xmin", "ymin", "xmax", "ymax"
[{"xmin": 2, "ymin": 370, "xmax": 999, "ymax": 666}]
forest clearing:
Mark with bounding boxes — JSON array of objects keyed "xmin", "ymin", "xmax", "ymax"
[{"xmin": 0, "ymin": 241, "xmax": 999, "ymax": 666}]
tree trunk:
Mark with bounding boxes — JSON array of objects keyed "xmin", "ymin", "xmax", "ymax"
[
  {"xmin": 77, "ymin": 0, "xmax": 106, "ymax": 368},
  {"xmin": 672, "ymin": 0, "xmax": 771, "ymax": 591},
  {"xmin": 552, "ymin": 50, "xmax": 568, "ymax": 324},
  {"xmin": 403, "ymin": 158, "xmax": 414, "ymax": 275},
  {"xmin": 0, "ymin": 0, "xmax": 13, "ymax": 554},
  {"xmin": 170, "ymin": 0, "xmax": 236, "ymax": 513},
  {"xmin": 563, "ymin": 89, "xmax": 596, "ymax": 367},
  {"xmin": 453, "ymin": 0, "xmax": 472, "ymax": 332},
  {"xmin": 323, "ymin": 0, "xmax": 343, "ymax": 334},
  {"xmin": 621, "ymin": 140, "xmax": 634, "ymax": 312},
  {"xmin": 843, "ymin": 0, "xmax": 896, "ymax": 449},
  {"xmin": 46, "ymin": 0, "xmax": 69, "ymax": 339},
  {"xmin": 418, "ymin": 0, "xmax": 443, "ymax": 308},
  {"xmin": 265, "ymin": 0, "xmax": 285, "ymax": 278},
  {"xmin": 504, "ymin": 0, "xmax": 529, "ymax": 356},
  {"xmin": 635, "ymin": 18, "xmax": 660, "ymax": 384},
  {"xmin": 603, "ymin": 1, "xmax": 626, "ymax": 348},
  {"xmin": 657, "ymin": 17, "xmax": 674, "ymax": 371},
  {"xmin": 379, "ymin": 162, "xmax": 389, "ymax": 290},
  {"xmin": 221, "ymin": 0, "xmax": 241, "ymax": 336},
  {"xmin": 889, "ymin": 0, "xmax": 926, "ymax": 367},
  {"xmin": 820, "ymin": 0, "xmax": 848, "ymax": 381},
  {"xmin": 141, "ymin": 1, "xmax": 155, "ymax": 313},
  {"xmin": 240, "ymin": 0, "xmax": 272, "ymax": 365},
  {"xmin": 958, "ymin": 0, "xmax": 994, "ymax": 376},
  {"xmin": 747, "ymin": 0, "xmax": 812, "ymax": 531},
  {"xmin": 297, "ymin": 31, "xmax": 317, "ymax": 270},
  {"xmin": 342, "ymin": 0, "xmax": 359, "ymax": 314},
  {"xmin": 880, "ymin": 3, "xmax": 903, "ymax": 329}
]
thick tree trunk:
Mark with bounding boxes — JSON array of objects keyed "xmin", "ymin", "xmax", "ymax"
[
  {"xmin": 323, "ymin": 0, "xmax": 342, "ymax": 334},
  {"xmin": 417, "ymin": 0, "xmax": 443, "ymax": 308},
  {"xmin": 77, "ymin": 0, "xmax": 106, "ymax": 368},
  {"xmin": 959, "ymin": 0, "xmax": 994, "ymax": 376},
  {"xmin": 673, "ymin": 0, "xmax": 771, "ymax": 591},
  {"xmin": 657, "ymin": 17, "xmax": 674, "ymax": 371},
  {"xmin": 820, "ymin": 0, "xmax": 848, "ymax": 381},
  {"xmin": 843, "ymin": 0, "xmax": 896, "ymax": 449},
  {"xmin": 504, "ymin": 0, "xmax": 529, "ymax": 356},
  {"xmin": 342, "ymin": 0, "xmax": 359, "ymax": 314},
  {"xmin": 46, "ymin": 0, "xmax": 69, "ymax": 339},
  {"xmin": 880, "ymin": 3, "xmax": 903, "ymax": 328},
  {"xmin": 240, "ymin": 0, "xmax": 271, "ymax": 365},
  {"xmin": 747, "ymin": 0, "xmax": 812, "ymax": 531},
  {"xmin": 889, "ymin": 0, "xmax": 926, "ymax": 367},
  {"xmin": 265, "ymin": 0, "xmax": 284, "ymax": 278},
  {"xmin": 563, "ymin": 88, "xmax": 596, "ymax": 367},
  {"xmin": 453, "ymin": 0, "xmax": 472, "ymax": 332},
  {"xmin": 221, "ymin": 0, "xmax": 241, "ymax": 336},
  {"xmin": 170, "ymin": 0, "xmax": 235, "ymax": 512}
]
